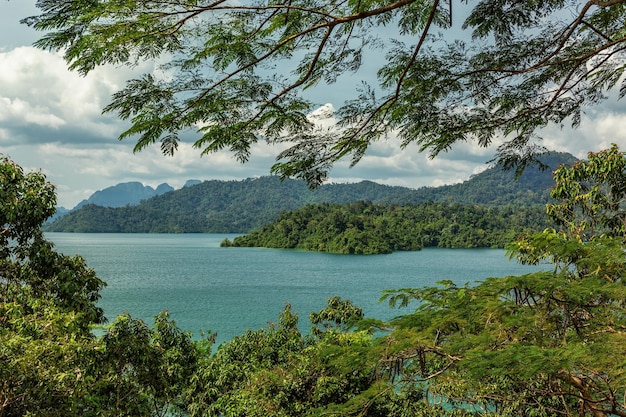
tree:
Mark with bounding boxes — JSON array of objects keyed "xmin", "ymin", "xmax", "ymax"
[
  {"xmin": 0, "ymin": 155, "xmax": 105, "ymax": 415},
  {"xmin": 0, "ymin": 155, "xmax": 200, "ymax": 416},
  {"xmin": 377, "ymin": 147, "xmax": 626, "ymax": 416},
  {"xmin": 84, "ymin": 312, "xmax": 201, "ymax": 417},
  {"xmin": 547, "ymin": 144, "xmax": 626, "ymax": 240},
  {"xmin": 0, "ymin": 155, "xmax": 106, "ymax": 327},
  {"xmin": 185, "ymin": 301, "xmax": 390, "ymax": 417},
  {"xmin": 24, "ymin": 1, "xmax": 626, "ymax": 184},
  {"xmin": 222, "ymin": 201, "xmax": 549, "ymax": 253}
]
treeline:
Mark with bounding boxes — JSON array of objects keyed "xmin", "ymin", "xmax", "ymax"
[
  {"xmin": 45, "ymin": 177, "xmax": 414, "ymax": 233},
  {"xmin": 222, "ymin": 201, "xmax": 550, "ymax": 254},
  {"xmin": 44, "ymin": 152, "xmax": 576, "ymax": 233}
]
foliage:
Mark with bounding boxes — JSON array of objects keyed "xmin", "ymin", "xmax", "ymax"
[
  {"xmin": 222, "ymin": 201, "xmax": 550, "ymax": 253},
  {"xmin": 191, "ymin": 145, "xmax": 626, "ymax": 417},
  {"xmin": 310, "ymin": 296, "xmax": 364, "ymax": 337},
  {"xmin": 547, "ymin": 144, "xmax": 626, "ymax": 240},
  {"xmin": 45, "ymin": 152, "xmax": 571, "ymax": 233},
  {"xmin": 81, "ymin": 312, "xmax": 201, "ymax": 417},
  {"xmin": 0, "ymin": 155, "xmax": 102, "ymax": 415},
  {"xmin": 381, "ymin": 233, "xmax": 626, "ymax": 416},
  {"xmin": 375, "ymin": 147, "xmax": 626, "ymax": 416},
  {"xmin": 203, "ymin": 146, "xmax": 626, "ymax": 415},
  {"xmin": 0, "ymin": 155, "xmax": 199, "ymax": 416},
  {"xmin": 185, "ymin": 301, "xmax": 401, "ymax": 417},
  {"xmin": 7, "ymin": 147, "xmax": 626, "ymax": 415},
  {"xmin": 0, "ymin": 294, "xmax": 97, "ymax": 416},
  {"xmin": 25, "ymin": 1, "xmax": 621, "ymax": 181}
]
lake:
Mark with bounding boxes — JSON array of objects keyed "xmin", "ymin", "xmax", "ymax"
[{"xmin": 47, "ymin": 233, "xmax": 544, "ymax": 346}]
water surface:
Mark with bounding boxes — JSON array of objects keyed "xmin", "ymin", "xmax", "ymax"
[{"xmin": 48, "ymin": 233, "xmax": 543, "ymax": 345}]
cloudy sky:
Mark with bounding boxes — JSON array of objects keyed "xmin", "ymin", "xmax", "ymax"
[{"xmin": 1, "ymin": 2, "xmax": 625, "ymax": 208}]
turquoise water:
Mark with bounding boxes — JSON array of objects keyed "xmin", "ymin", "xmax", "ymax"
[{"xmin": 47, "ymin": 233, "xmax": 543, "ymax": 346}]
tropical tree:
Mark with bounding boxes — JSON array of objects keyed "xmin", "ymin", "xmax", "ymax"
[
  {"xmin": 547, "ymin": 144, "xmax": 626, "ymax": 240},
  {"xmin": 0, "ymin": 155, "xmax": 200, "ymax": 416},
  {"xmin": 0, "ymin": 155, "xmax": 105, "ymax": 415},
  {"xmin": 24, "ymin": 0, "xmax": 626, "ymax": 183},
  {"xmin": 377, "ymin": 147, "xmax": 626, "ymax": 416},
  {"xmin": 83, "ymin": 312, "xmax": 201, "ymax": 417},
  {"xmin": 185, "ymin": 301, "xmax": 391, "ymax": 417}
]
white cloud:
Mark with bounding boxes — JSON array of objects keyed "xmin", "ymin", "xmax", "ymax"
[
  {"xmin": 0, "ymin": 96, "xmax": 66, "ymax": 128},
  {"xmin": 539, "ymin": 110, "xmax": 626, "ymax": 160},
  {"xmin": 0, "ymin": 47, "xmax": 131, "ymax": 144}
]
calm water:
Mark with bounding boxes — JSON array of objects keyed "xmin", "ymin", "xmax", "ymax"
[{"xmin": 47, "ymin": 233, "xmax": 543, "ymax": 346}]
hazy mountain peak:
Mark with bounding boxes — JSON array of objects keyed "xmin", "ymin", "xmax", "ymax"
[
  {"xmin": 184, "ymin": 179, "xmax": 202, "ymax": 188},
  {"xmin": 156, "ymin": 183, "xmax": 175, "ymax": 194},
  {"xmin": 72, "ymin": 181, "xmax": 173, "ymax": 210}
]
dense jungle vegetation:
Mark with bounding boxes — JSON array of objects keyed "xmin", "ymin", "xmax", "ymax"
[
  {"xmin": 13, "ymin": 0, "xmax": 626, "ymax": 414},
  {"xmin": 222, "ymin": 201, "xmax": 549, "ymax": 254}
]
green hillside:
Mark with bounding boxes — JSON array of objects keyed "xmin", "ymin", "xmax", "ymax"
[
  {"xmin": 45, "ymin": 177, "xmax": 415, "ymax": 232},
  {"xmin": 44, "ymin": 152, "xmax": 576, "ymax": 233},
  {"xmin": 386, "ymin": 151, "xmax": 578, "ymax": 205}
]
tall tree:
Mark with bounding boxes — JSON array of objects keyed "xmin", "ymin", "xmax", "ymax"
[
  {"xmin": 1, "ymin": 155, "xmax": 105, "ymax": 415},
  {"xmin": 24, "ymin": 1, "xmax": 626, "ymax": 183}
]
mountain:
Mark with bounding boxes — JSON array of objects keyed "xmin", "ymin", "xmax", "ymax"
[
  {"xmin": 44, "ymin": 152, "xmax": 577, "ymax": 233},
  {"xmin": 386, "ymin": 151, "xmax": 579, "ymax": 206},
  {"xmin": 45, "ymin": 206, "xmax": 71, "ymax": 225},
  {"xmin": 73, "ymin": 181, "xmax": 174, "ymax": 210},
  {"xmin": 45, "ymin": 177, "xmax": 412, "ymax": 233},
  {"xmin": 156, "ymin": 183, "xmax": 174, "ymax": 194}
]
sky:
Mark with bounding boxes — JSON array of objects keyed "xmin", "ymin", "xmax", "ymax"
[{"xmin": 1, "ymin": 2, "xmax": 626, "ymax": 208}]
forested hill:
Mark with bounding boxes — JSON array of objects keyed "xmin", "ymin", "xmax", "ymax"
[
  {"xmin": 386, "ymin": 151, "xmax": 579, "ymax": 205},
  {"xmin": 223, "ymin": 202, "xmax": 550, "ymax": 254},
  {"xmin": 44, "ymin": 152, "xmax": 577, "ymax": 233},
  {"xmin": 44, "ymin": 177, "xmax": 416, "ymax": 233}
]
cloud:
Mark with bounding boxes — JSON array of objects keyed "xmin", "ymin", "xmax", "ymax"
[
  {"xmin": 0, "ymin": 46, "xmax": 143, "ymax": 146},
  {"xmin": 0, "ymin": 45, "xmax": 292, "ymax": 207},
  {"xmin": 538, "ymin": 107, "xmax": 626, "ymax": 160},
  {"xmin": 310, "ymin": 105, "xmax": 497, "ymax": 189}
]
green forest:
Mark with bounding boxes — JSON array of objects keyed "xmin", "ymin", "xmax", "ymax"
[{"xmin": 222, "ymin": 201, "xmax": 549, "ymax": 254}]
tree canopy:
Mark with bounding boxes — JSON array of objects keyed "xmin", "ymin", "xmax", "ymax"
[{"xmin": 24, "ymin": 0, "xmax": 626, "ymax": 183}]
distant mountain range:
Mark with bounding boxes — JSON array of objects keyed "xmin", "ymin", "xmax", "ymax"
[
  {"xmin": 44, "ymin": 151, "xmax": 578, "ymax": 233},
  {"xmin": 73, "ymin": 181, "xmax": 175, "ymax": 210},
  {"xmin": 47, "ymin": 179, "xmax": 205, "ymax": 223}
]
